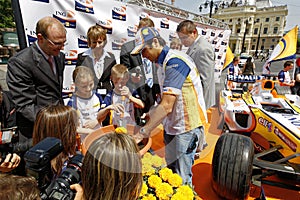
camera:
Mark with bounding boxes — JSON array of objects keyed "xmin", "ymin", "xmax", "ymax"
[
  {"xmin": 41, "ymin": 154, "xmax": 83, "ymax": 200},
  {"xmin": 24, "ymin": 137, "xmax": 83, "ymax": 200},
  {"xmin": 0, "ymin": 126, "xmax": 31, "ymax": 162}
]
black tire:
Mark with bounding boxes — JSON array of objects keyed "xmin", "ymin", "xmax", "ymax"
[{"xmin": 212, "ymin": 133, "xmax": 254, "ymax": 200}]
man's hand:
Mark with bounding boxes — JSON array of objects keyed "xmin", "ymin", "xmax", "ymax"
[
  {"xmin": 70, "ymin": 184, "xmax": 83, "ymax": 200},
  {"xmin": 84, "ymin": 119, "xmax": 99, "ymax": 129},
  {"xmin": 130, "ymin": 74, "xmax": 142, "ymax": 83},
  {"xmin": 120, "ymin": 86, "xmax": 132, "ymax": 98},
  {"xmin": 0, "ymin": 153, "xmax": 21, "ymax": 173}
]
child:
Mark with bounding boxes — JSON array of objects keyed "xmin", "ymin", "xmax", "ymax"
[
  {"xmin": 98, "ymin": 64, "xmax": 144, "ymax": 127},
  {"xmin": 67, "ymin": 66, "xmax": 103, "ymax": 140}
]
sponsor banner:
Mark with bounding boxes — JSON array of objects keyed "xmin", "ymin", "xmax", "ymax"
[{"xmin": 18, "ymin": 0, "xmax": 230, "ymax": 89}]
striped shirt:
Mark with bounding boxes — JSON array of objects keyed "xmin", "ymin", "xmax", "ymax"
[{"xmin": 157, "ymin": 46, "xmax": 207, "ymax": 135}]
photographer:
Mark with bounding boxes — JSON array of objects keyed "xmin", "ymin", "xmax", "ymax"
[{"xmin": 32, "ymin": 105, "xmax": 78, "ymax": 177}]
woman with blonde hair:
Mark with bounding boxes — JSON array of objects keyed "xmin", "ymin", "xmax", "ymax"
[
  {"xmin": 32, "ymin": 104, "xmax": 79, "ymax": 176},
  {"xmin": 71, "ymin": 132, "xmax": 142, "ymax": 200}
]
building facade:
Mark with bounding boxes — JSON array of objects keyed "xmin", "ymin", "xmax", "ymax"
[{"xmin": 212, "ymin": 0, "xmax": 288, "ymax": 56}]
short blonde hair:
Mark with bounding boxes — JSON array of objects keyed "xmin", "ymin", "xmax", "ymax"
[
  {"xmin": 87, "ymin": 25, "xmax": 107, "ymax": 47},
  {"xmin": 111, "ymin": 64, "xmax": 129, "ymax": 79},
  {"xmin": 72, "ymin": 66, "xmax": 95, "ymax": 83}
]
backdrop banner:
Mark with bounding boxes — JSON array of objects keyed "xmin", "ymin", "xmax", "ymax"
[{"xmin": 16, "ymin": 0, "xmax": 231, "ymax": 89}]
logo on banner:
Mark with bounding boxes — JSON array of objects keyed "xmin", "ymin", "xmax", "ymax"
[
  {"xmin": 53, "ymin": 10, "xmax": 76, "ymax": 29},
  {"xmin": 201, "ymin": 29, "xmax": 207, "ymax": 35},
  {"xmin": 160, "ymin": 18, "xmax": 169, "ymax": 29},
  {"xmin": 75, "ymin": 0, "xmax": 94, "ymax": 14},
  {"xmin": 32, "ymin": 0, "xmax": 49, "ymax": 2},
  {"xmin": 96, "ymin": 19, "xmax": 113, "ymax": 34},
  {"xmin": 139, "ymin": 12, "xmax": 150, "ymax": 20},
  {"xmin": 112, "ymin": 6, "xmax": 126, "ymax": 21},
  {"xmin": 168, "ymin": 32, "xmax": 177, "ymax": 41},
  {"xmin": 221, "ymin": 41, "xmax": 227, "ymax": 46},
  {"xmin": 65, "ymin": 50, "xmax": 78, "ymax": 65},
  {"xmin": 78, "ymin": 35, "xmax": 88, "ymax": 48},
  {"xmin": 25, "ymin": 29, "xmax": 37, "ymax": 46},
  {"xmin": 127, "ymin": 25, "xmax": 138, "ymax": 37},
  {"xmin": 112, "ymin": 38, "xmax": 127, "ymax": 50}
]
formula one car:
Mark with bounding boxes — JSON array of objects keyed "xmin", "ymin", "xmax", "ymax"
[{"xmin": 212, "ymin": 75, "xmax": 300, "ymax": 199}]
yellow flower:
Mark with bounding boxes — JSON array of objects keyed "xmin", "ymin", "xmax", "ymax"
[
  {"xmin": 151, "ymin": 154, "xmax": 163, "ymax": 167},
  {"xmin": 159, "ymin": 167, "xmax": 173, "ymax": 181},
  {"xmin": 168, "ymin": 173, "xmax": 182, "ymax": 188},
  {"xmin": 155, "ymin": 182, "xmax": 173, "ymax": 200},
  {"xmin": 148, "ymin": 174, "xmax": 162, "ymax": 189},
  {"xmin": 115, "ymin": 127, "xmax": 127, "ymax": 134},
  {"xmin": 143, "ymin": 152, "xmax": 153, "ymax": 160},
  {"xmin": 170, "ymin": 192, "xmax": 185, "ymax": 200},
  {"xmin": 141, "ymin": 194, "xmax": 156, "ymax": 200},
  {"xmin": 142, "ymin": 163, "xmax": 156, "ymax": 176},
  {"xmin": 175, "ymin": 185, "xmax": 194, "ymax": 200},
  {"xmin": 139, "ymin": 182, "xmax": 148, "ymax": 197}
]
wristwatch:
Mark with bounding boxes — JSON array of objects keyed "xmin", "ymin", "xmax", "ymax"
[{"xmin": 140, "ymin": 127, "xmax": 147, "ymax": 135}]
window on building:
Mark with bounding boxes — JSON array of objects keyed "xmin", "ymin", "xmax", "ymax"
[
  {"xmin": 265, "ymin": 18, "xmax": 269, "ymax": 22},
  {"xmin": 273, "ymin": 27, "xmax": 278, "ymax": 34},
  {"xmin": 271, "ymin": 45, "xmax": 274, "ymax": 49},
  {"xmin": 237, "ymin": 28, "xmax": 241, "ymax": 33},
  {"xmin": 254, "ymin": 28, "xmax": 258, "ymax": 34},
  {"xmin": 262, "ymin": 39, "xmax": 266, "ymax": 42},
  {"xmin": 253, "ymin": 39, "xmax": 256, "ymax": 42},
  {"xmin": 263, "ymin": 28, "xmax": 268, "ymax": 34},
  {"xmin": 276, "ymin": 16, "xmax": 280, "ymax": 21},
  {"xmin": 229, "ymin": 19, "xmax": 232, "ymax": 22},
  {"xmin": 272, "ymin": 38, "xmax": 275, "ymax": 42},
  {"xmin": 251, "ymin": 45, "xmax": 255, "ymax": 50},
  {"xmin": 256, "ymin": 18, "xmax": 260, "ymax": 23}
]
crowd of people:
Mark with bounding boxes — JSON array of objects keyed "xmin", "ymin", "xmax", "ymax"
[{"xmin": 0, "ymin": 15, "xmax": 219, "ymax": 198}]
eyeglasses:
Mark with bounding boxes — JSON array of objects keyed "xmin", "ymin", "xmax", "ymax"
[{"xmin": 43, "ymin": 34, "xmax": 68, "ymax": 47}]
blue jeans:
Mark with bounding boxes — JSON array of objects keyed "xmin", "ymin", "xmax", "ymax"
[{"xmin": 164, "ymin": 126, "xmax": 204, "ymax": 185}]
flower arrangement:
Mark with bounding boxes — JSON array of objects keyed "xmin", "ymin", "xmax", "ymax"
[{"xmin": 139, "ymin": 152, "xmax": 199, "ymax": 200}]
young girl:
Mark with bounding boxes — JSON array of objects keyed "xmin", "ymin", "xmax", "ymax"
[
  {"xmin": 67, "ymin": 66, "xmax": 103, "ymax": 140},
  {"xmin": 98, "ymin": 64, "xmax": 144, "ymax": 127}
]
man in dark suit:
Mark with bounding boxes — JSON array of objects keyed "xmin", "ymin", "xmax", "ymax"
[
  {"xmin": 120, "ymin": 18, "xmax": 160, "ymax": 125},
  {"xmin": 6, "ymin": 16, "xmax": 66, "ymax": 142}
]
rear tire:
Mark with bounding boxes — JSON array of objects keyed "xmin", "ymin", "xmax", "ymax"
[{"xmin": 212, "ymin": 133, "xmax": 254, "ymax": 200}]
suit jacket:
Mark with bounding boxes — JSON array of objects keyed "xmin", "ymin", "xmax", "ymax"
[
  {"xmin": 120, "ymin": 40, "xmax": 160, "ymax": 117},
  {"xmin": 186, "ymin": 37, "xmax": 216, "ymax": 109},
  {"xmin": 76, "ymin": 51, "xmax": 116, "ymax": 94},
  {"xmin": 6, "ymin": 43, "xmax": 65, "ymax": 139}
]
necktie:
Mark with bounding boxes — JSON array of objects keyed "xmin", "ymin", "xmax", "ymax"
[{"xmin": 48, "ymin": 56, "xmax": 56, "ymax": 75}]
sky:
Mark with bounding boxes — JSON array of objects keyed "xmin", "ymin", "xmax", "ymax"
[{"xmin": 164, "ymin": 0, "xmax": 300, "ymax": 31}]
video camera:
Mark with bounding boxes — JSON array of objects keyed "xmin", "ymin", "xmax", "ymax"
[{"xmin": 24, "ymin": 137, "xmax": 84, "ymax": 200}]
